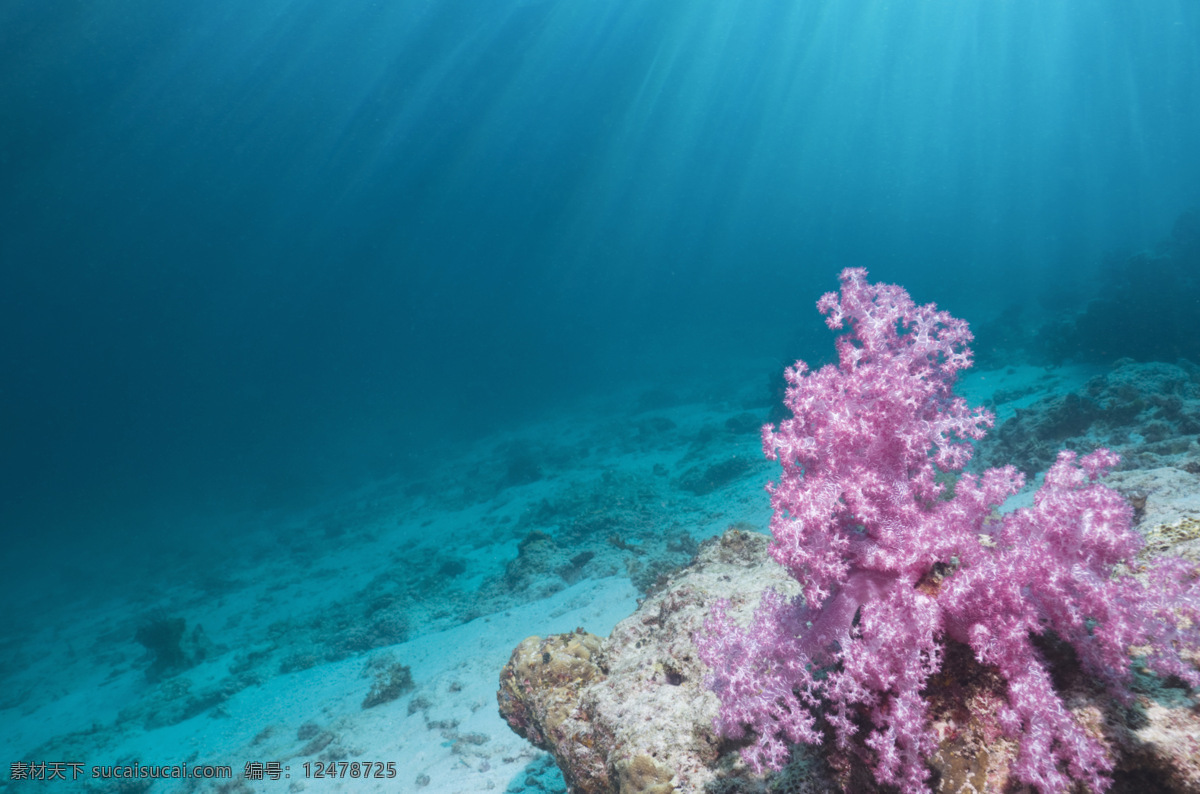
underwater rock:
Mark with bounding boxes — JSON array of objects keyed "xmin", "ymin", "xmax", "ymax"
[
  {"xmin": 502, "ymin": 442, "xmax": 545, "ymax": 487},
  {"xmin": 498, "ymin": 527, "xmax": 1200, "ymax": 793},
  {"xmin": 135, "ymin": 615, "xmax": 189, "ymax": 679},
  {"xmin": 1105, "ymin": 466, "xmax": 1200, "ymax": 565},
  {"xmin": 361, "ymin": 655, "xmax": 415, "ymax": 709},
  {"xmin": 498, "ymin": 529, "xmax": 805, "ymax": 793},
  {"xmin": 676, "ymin": 456, "xmax": 754, "ymax": 495},
  {"xmin": 497, "ymin": 531, "xmax": 567, "ymax": 598},
  {"xmin": 134, "ymin": 613, "xmax": 212, "ymax": 680},
  {"xmin": 977, "ymin": 359, "xmax": 1200, "ymax": 477},
  {"xmin": 498, "ymin": 630, "xmax": 614, "ymax": 793}
]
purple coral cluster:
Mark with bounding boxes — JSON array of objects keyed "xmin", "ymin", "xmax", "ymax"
[{"xmin": 697, "ymin": 268, "xmax": 1200, "ymax": 793}]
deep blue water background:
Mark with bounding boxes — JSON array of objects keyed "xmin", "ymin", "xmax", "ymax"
[{"xmin": 2, "ymin": 1, "xmax": 1198, "ymax": 599}]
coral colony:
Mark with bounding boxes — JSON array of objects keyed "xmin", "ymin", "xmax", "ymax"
[{"xmin": 697, "ymin": 269, "xmax": 1200, "ymax": 794}]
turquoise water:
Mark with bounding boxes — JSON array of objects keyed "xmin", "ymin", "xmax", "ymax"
[{"xmin": 1, "ymin": 3, "xmax": 1198, "ymax": 790}]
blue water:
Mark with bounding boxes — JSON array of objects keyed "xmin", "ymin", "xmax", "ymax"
[{"xmin": 1, "ymin": 3, "xmax": 1198, "ymax": 786}]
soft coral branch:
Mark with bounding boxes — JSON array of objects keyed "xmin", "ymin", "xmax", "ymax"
[{"xmin": 697, "ymin": 268, "xmax": 1200, "ymax": 793}]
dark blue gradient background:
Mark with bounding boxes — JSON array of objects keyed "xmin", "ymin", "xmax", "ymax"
[{"xmin": 2, "ymin": 1, "xmax": 1197, "ymax": 585}]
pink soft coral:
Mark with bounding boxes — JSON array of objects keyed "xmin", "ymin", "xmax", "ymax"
[{"xmin": 697, "ymin": 268, "xmax": 1200, "ymax": 793}]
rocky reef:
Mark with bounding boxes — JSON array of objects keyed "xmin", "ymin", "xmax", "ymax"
[
  {"xmin": 499, "ymin": 516, "xmax": 1200, "ymax": 793},
  {"xmin": 975, "ymin": 359, "xmax": 1200, "ymax": 479}
]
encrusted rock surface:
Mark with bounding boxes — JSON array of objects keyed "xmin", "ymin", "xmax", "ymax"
[
  {"xmin": 499, "ymin": 517, "xmax": 1200, "ymax": 793},
  {"xmin": 1106, "ymin": 466, "xmax": 1200, "ymax": 565},
  {"xmin": 498, "ymin": 630, "xmax": 613, "ymax": 793},
  {"xmin": 500, "ymin": 529, "xmax": 803, "ymax": 793}
]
